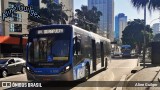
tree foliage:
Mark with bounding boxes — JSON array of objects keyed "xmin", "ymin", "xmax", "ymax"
[
  {"xmin": 28, "ymin": 0, "xmax": 68, "ymax": 29},
  {"xmin": 122, "ymin": 19, "xmax": 153, "ymax": 53},
  {"xmin": 131, "ymin": 0, "xmax": 160, "ymax": 10},
  {"xmin": 75, "ymin": 5, "xmax": 102, "ymax": 33},
  {"xmin": 153, "ymin": 33, "xmax": 160, "ymax": 41}
]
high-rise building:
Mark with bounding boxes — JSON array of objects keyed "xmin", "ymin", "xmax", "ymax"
[
  {"xmin": 115, "ymin": 13, "xmax": 127, "ymax": 40},
  {"xmin": 59, "ymin": 0, "xmax": 74, "ymax": 23},
  {"xmin": 152, "ymin": 23, "xmax": 160, "ymax": 35},
  {"xmin": 0, "ymin": 21, "xmax": 2, "ymax": 35},
  {"xmin": 1, "ymin": 0, "xmax": 28, "ymax": 36},
  {"xmin": 119, "ymin": 17, "xmax": 127, "ymax": 39},
  {"xmin": 28, "ymin": 0, "xmax": 40, "ymax": 11},
  {"xmin": 88, "ymin": 0, "xmax": 114, "ymax": 41}
]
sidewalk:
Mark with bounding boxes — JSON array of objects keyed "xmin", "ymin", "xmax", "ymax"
[{"xmin": 124, "ymin": 63, "xmax": 160, "ymax": 90}]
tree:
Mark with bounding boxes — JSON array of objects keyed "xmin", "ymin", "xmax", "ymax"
[
  {"xmin": 121, "ymin": 19, "xmax": 153, "ymax": 54},
  {"xmin": 28, "ymin": 0, "xmax": 68, "ymax": 29},
  {"xmin": 153, "ymin": 33, "xmax": 160, "ymax": 41},
  {"xmin": 75, "ymin": 5, "xmax": 102, "ymax": 33},
  {"xmin": 131, "ymin": 0, "xmax": 160, "ymax": 10}
]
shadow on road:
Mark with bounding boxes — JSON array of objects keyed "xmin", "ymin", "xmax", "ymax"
[
  {"xmin": 111, "ymin": 56, "xmax": 138, "ymax": 60},
  {"xmin": 140, "ymin": 63, "xmax": 160, "ymax": 68},
  {"xmin": 4, "ymin": 69, "xmax": 107, "ymax": 90}
]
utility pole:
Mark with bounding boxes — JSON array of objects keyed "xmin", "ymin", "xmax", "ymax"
[{"xmin": 143, "ymin": 6, "xmax": 146, "ymax": 68}]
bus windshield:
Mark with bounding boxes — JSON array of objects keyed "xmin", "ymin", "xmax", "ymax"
[
  {"xmin": 28, "ymin": 34, "xmax": 70, "ymax": 68},
  {"xmin": 121, "ymin": 45, "xmax": 131, "ymax": 53}
]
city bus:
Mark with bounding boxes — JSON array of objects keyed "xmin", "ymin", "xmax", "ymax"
[
  {"xmin": 121, "ymin": 45, "xmax": 131, "ymax": 58},
  {"xmin": 26, "ymin": 25, "xmax": 111, "ymax": 81}
]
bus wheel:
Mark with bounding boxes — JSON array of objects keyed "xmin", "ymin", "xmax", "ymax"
[{"xmin": 85, "ymin": 66, "xmax": 90, "ymax": 80}]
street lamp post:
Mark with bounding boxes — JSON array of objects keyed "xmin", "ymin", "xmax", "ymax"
[{"xmin": 143, "ymin": 6, "xmax": 146, "ymax": 68}]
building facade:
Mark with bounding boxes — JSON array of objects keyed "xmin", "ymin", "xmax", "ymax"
[
  {"xmin": 152, "ymin": 23, "xmax": 160, "ymax": 35},
  {"xmin": 119, "ymin": 17, "xmax": 127, "ymax": 39},
  {"xmin": 28, "ymin": 0, "xmax": 40, "ymax": 11},
  {"xmin": 1, "ymin": 0, "xmax": 28, "ymax": 36},
  {"xmin": 59, "ymin": 0, "xmax": 74, "ymax": 23},
  {"xmin": 115, "ymin": 13, "xmax": 127, "ymax": 40},
  {"xmin": 88, "ymin": 0, "xmax": 114, "ymax": 41},
  {"xmin": 0, "ymin": 21, "xmax": 2, "ymax": 35}
]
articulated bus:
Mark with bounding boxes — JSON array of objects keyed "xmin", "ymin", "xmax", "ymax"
[{"xmin": 26, "ymin": 25, "xmax": 111, "ymax": 81}]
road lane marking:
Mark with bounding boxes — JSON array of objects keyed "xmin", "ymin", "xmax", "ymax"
[{"xmin": 116, "ymin": 75, "xmax": 127, "ymax": 90}]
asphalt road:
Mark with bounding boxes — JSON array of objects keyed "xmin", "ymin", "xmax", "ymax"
[{"xmin": 0, "ymin": 56, "xmax": 138, "ymax": 90}]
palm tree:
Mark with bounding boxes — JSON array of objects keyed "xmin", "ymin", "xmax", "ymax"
[
  {"xmin": 131, "ymin": 0, "xmax": 160, "ymax": 10},
  {"xmin": 130, "ymin": 0, "xmax": 158, "ymax": 68}
]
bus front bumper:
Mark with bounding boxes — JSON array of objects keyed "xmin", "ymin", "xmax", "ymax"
[{"xmin": 26, "ymin": 69, "xmax": 74, "ymax": 81}]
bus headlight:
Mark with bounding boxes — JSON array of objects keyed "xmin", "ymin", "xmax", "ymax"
[
  {"xmin": 26, "ymin": 66, "xmax": 34, "ymax": 74},
  {"xmin": 27, "ymin": 67, "xmax": 30, "ymax": 70},
  {"xmin": 61, "ymin": 65, "xmax": 71, "ymax": 74},
  {"xmin": 66, "ymin": 66, "xmax": 70, "ymax": 70}
]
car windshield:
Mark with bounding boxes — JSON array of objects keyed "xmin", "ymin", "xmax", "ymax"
[{"xmin": 0, "ymin": 59, "xmax": 8, "ymax": 64}]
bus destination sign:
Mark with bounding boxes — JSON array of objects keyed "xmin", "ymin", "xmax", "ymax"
[{"xmin": 37, "ymin": 29, "xmax": 64, "ymax": 34}]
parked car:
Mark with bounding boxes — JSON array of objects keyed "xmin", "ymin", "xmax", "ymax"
[
  {"xmin": 113, "ymin": 52, "xmax": 121, "ymax": 56},
  {"xmin": 0, "ymin": 57, "xmax": 26, "ymax": 78},
  {"xmin": 112, "ymin": 51, "xmax": 121, "ymax": 58}
]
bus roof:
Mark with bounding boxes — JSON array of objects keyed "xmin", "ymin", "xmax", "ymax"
[{"xmin": 72, "ymin": 25, "xmax": 110, "ymax": 42}]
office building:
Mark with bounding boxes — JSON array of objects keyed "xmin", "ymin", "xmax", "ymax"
[
  {"xmin": 1, "ymin": 0, "xmax": 28, "ymax": 36},
  {"xmin": 88, "ymin": 0, "xmax": 114, "ymax": 41},
  {"xmin": 28, "ymin": 0, "xmax": 40, "ymax": 11},
  {"xmin": 0, "ymin": 21, "xmax": 2, "ymax": 35},
  {"xmin": 119, "ymin": 17, "xmax": 127, "ymax": 39},
  {"xmin": 59, "ymin": 0, "xmax": 74, "ymax": 23},
  {"xmin": 115, "ymin": 13, "xmax": 127, "ymax": 40}
]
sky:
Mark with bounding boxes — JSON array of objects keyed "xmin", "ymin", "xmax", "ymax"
[
  {"xmin": 74, "ymin": 0, "xmax": 160, "ymax": 26},
  {"xmin": 0, "ymin": 0, "xmax": 159, "ymax": 25}
]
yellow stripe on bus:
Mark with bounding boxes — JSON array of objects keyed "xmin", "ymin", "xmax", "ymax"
[{"xmin": 53, "ymin": 57, "xmax": 68, "ymax": 60}]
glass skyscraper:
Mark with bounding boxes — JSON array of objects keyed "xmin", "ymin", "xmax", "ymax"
[
  {"xmin": 88, "ymin": 0, "xmax": 114, "ymax": 40},
  {"xmin": 28, "ymin": 0, "xmax": 40, "ymax": 11},
  {"xmin": 115, "ymin": 13, "xmax": 127, "ymax": 40}
]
